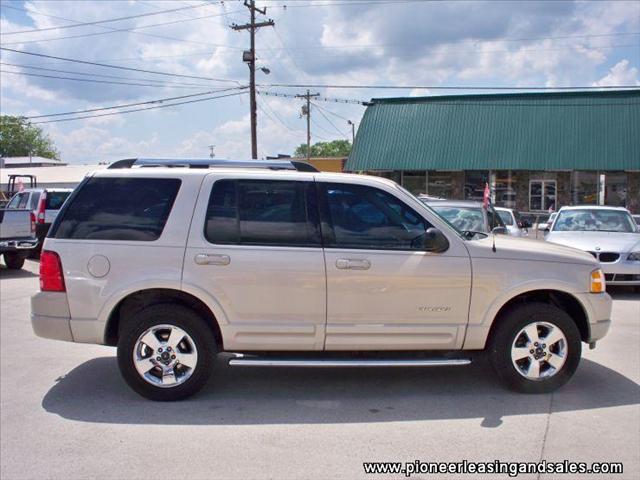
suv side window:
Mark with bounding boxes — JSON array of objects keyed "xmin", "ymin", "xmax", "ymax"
[
  {"xmin": 319, "ymin": 182, "xmax": 431, "ymax": 250},
  {"xmin": 53, "ymin": 177, "xmax": 181, "ymax": 241},
  {"xmin": 205, "ymin": 179, "xmax": 321, "ymax": 247}
]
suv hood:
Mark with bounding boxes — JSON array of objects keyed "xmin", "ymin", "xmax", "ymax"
[
  {"xmin": 545, "ymin": 231, "xmax": 640, "ymax": 253},
  {"xmin": 466, "ymin": 235, "xmax": 597, "ymax": 266}
]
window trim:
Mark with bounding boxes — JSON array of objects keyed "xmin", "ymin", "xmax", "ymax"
[
  {"xmin": 203, "ymin": 178, "xmax": 322, "ymax": 249},
  {"xmin": 317, "ymin": 181, "xmax": 432, "ymax": 252},
  {"xmin": 529, "ymin": 179, "xmax": 557, "ymax": 212}
]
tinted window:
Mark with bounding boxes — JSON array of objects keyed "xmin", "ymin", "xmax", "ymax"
[
  {"xmin": 46, "ymin": 191, "xmax": 71, "ymax": 210},
  {"xmin": 29, "ymin": 193, "xmax": 39, "ymax": 210},
  {"xmin": 321, "ymin": 183, "xmax": 430, "ymax": 250},
  {"xmin": 497, "ymin": 210, "xmax": 514, "ymax": 226},
  {"xmin": 7, "ymin": 192, "xmax": 29, "ymax": 209},
  {"xmin": 54, "ymin": 177, "xmax": 180, "ymax": 241},
  {"xmin": 205, "ymin": 179, "xmax": 320, "ymax": 247}
]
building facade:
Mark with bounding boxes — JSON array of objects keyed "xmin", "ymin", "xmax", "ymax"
[{"xmin": 346, "ymin": 90, "xmax": 640, "ymax": 213}]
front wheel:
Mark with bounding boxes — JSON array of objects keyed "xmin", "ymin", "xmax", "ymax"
[
  {"xmin": 489, "ymin": 302, "xmax": 582, "ymax": 393},
  {"xmin": 117, "ymin": 304, "xmax": 216, "ymax": 401}
]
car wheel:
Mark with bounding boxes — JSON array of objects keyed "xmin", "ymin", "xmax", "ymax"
[
  {"xmin": 117, "ymin": 304, "xmax": 216, "ymax": 401},
  {"xmin": 489, "ymin": 302, "xmax": 581, "ymax": 394},
  {"xmin": 3, "ymin": 253, "xmax": 25, "ymax": 270}
]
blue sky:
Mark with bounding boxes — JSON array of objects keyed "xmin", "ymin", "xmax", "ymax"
[{"xmin": 1, "ymin": 0, "xmax": 639, "ymax": 164}]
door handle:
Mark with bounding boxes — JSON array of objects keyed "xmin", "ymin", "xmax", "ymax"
[
  {"xmin": 194, "ymin": 253, "xmax": 230, "ymax": 266},
  {"xmin": 335, "ymin": 258, "xmax": 371, "ymax": 270}
]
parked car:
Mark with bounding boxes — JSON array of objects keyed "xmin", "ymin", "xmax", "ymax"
[
  {"xmin": 4, "ymin": 188, "xmax": 73, "ymax": 254},
  {"xmin": 545, "ymin": 206, "xmax": 640, "ymax": 287},
  {"xmin": 633, "ymin": 214, "xmax": 640, "ymax": 227},
  {"xmin": 495, "ymin": 207, "xmax": 530, "ymax": 237},
  {"xmin": 537, "ymin": 212, "xmax": 557, "ymax": 232},
  {"xmin": 32, "ymin": 158, "xmax": 611, "ymax": 400},
  {"xmin": 420, "ymin": 199, "xmax": 507, "ymax": 237},
  {"xmin": 0, "ymin": 195, "xmax": 38, "ymax": 270}
]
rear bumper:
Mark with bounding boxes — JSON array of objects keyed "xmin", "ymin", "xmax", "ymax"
[
  {"xmin": 30, "ymin": 291, "xmax": 74, "ymax": 342},
  {"xmin": 0, "ymin": 238, "xmax": 38, "ymax": 254}
]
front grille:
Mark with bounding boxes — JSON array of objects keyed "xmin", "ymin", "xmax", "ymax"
[
  {"xmin": 598, "ymin": 252, "xmax": 620, "ymax": 263},
  {"xmin": 606, "ymin": 274, "xmax": 640, "ymax": 282}
]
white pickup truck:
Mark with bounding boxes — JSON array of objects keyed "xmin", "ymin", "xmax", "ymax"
[{"xmin": 0, "ymin": 197, "xmax": 37, "ymax": 269}]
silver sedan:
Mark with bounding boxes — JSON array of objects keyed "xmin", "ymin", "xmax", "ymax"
[{"xmin": 545, "ymin": 206, "xmax": 640, "ymax": 286}]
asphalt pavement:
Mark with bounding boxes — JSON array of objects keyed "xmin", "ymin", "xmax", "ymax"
[{"xmin": 1, "ymin": 260, "xmax": 638, "ymax": 480}]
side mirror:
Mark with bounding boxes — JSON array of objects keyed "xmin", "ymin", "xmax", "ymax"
[
  {"xmin": 491, "ymin": 226, "xmax": 508, "ymax": 235},
  {"xmin": 424, "ymin": 227, "xmax": 449, "ymax": 253}
]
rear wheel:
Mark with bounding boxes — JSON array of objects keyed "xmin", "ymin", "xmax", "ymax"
[
  {"xmin": 117, "ymin": 304, "xmax": 216, "ymax": 401},
  {"xmin": 489, "ymin": 302, "xmax": 581, "ymax": 393},
  {"xmin": 3, "ymin": 253, "xmax": 25, "ymax": 270}
]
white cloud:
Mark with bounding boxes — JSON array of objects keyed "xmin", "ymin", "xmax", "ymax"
[{"xmin": 593, "ymin": 59, "xmax": 640, "ymax": 86}]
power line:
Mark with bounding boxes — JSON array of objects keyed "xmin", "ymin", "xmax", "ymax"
[
  {"xmin": 0, "ymin": 62, "xmax": 222, "ymax": 89},
  {"xmin": 310, "ymin": 102, "xmax": 352, "ymax": 122},
  {"xmin": 22, "ymin": 87, "xmax": 247, "ymax": 119},
  {"xmin": 259, "ymin": 83, "xmax": 640, "ymax": 91},
  {"xmin": 0, "ymin": 2, "xmax": 216, "ymax": 35},
  {"xmin": 0, "ymin": 47, "xmax": 241, "ymax": 84},
  {"xmin": 258, "ymin": 90, "xmax": 366, "ymax": 105},
  {"xmin": 29, "ymin": 90, "xmax": 248, "ymax": 124},
  {"xmin": 0, "ymin": 9, "xmax": 245, "ymax": 46},
  {"xmin": 0, "ymin": 69, "xmax": 216, "ymax": 89},
  {"xmin": 311, "ymin": 101, "xmax": 348, "ymax": 138},
  {"xmin": 0, "ymin": 3, "xmax": 243, "ymax": 49}
]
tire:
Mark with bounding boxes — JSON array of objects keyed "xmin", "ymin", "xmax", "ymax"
[
  {"xmin": 117, "ymin": 304, "xmax": 216, "ymax": 401},
  {"xmin": 488, "ymin": 302, "xmax": 581, "ymax": 394},
  {"xmin": 3, "ymin": 253, "xmax": 25, "ymax": 270}
]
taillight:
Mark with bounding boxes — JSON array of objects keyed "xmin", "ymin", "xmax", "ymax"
[
  {"xmin": 37, "ymin": 192, "xmax": 46, "ymax": 223},
  {"xmin": 30, "ymin": 212, "xmax": 36, "ymax": 234},
  {"xmin": 40, "ymin": 250, "xmax": 66, "ymax": 292}
]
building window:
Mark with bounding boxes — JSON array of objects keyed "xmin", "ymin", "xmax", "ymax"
[
  {"xmin": 529, "ymin": 179, "xmax": 557, "ymax": 212},
  {"xmin": 603, "ymin": 172, "xmax": 627, "ymax": 207},
  {"xmin": 571, "ymin": 171, "xmax": 599, "ymax": 205},
  {"xmin": 493, "ymin": 170, "xmax": 516, "ymax": 208},
  {"xmin": 401, "ymin": 171, "xmax": 426, "ymax": 195},
  {"xmin": 464, "ymin": 171, "xmax": 490, "ymax": 202},
  {"xmin": 427, "ymin": 171, "xmax": 453, "ymax": 199}
]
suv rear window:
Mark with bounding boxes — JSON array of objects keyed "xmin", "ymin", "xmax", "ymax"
[
  {"xmin": 53, "ymin": 177, "xmax": 181, "ymax": 241},
  {"xmin": 45, "ymin": 191, "xmax": 71, "ymax": 210},
  {"xmin": 205, "ymin": 179, "xmax": 320, "ymax": 247}
]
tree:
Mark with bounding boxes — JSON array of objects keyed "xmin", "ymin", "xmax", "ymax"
[
  {"xmin": 0, "ymin": 115, "xmax": 60, "ymax": 159},
  {"xmin": 294, "ymin": 139, "xmax": 351, "ymax": 158}
]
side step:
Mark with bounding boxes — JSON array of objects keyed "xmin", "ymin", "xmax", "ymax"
[{"xmin": 228, "ymin": 355, "xmax": 471, "ymax": 368}]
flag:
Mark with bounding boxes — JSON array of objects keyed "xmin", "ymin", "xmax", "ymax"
[
  {"xmin": 482, "ymin": 182, "xmax": 490, "ymax": 209},
  {"xmin": 17, "ymin": 178, "xmax": 24, "ymax": 193}
]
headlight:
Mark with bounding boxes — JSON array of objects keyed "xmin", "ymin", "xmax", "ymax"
[
  {"xmin": 590, "ymin": 269, "xmax": 605, "ymax": 293},
  {"xmin": 628, "ymin": 252, "xmax": 640, "ymax": 261}
]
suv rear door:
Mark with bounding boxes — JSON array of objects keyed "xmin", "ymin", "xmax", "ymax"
[
  {"xmin": 317, "ymin": 179, "xmax": 472, "ymax": 350},
  {"xmin": 183, "ymin": 172, "xmax": 326, "ymax": 351}
]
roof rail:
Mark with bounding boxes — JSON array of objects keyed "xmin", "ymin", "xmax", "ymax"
[{"xmin": 107, "ymin": 158, "xmax": 319, "ymax": 172}]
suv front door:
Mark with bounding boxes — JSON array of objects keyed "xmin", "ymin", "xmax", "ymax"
[
  {"xmin": 318, "ymin": 181, "xmax": 472, "ymax": 350},
  {"xmin": 184, "ymin": 174, "xmax": 326, "ymax": 351}
]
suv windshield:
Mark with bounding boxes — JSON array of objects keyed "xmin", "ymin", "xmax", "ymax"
[
  {"xmin": 553, "ymin": 209, "xmax": 637, "ymax": 233},
  {"xmin": 430, "ymin": 205, "xmax": 486, "ymax": 233}
]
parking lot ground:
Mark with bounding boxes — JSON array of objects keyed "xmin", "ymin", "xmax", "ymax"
[{"xmin": 1, "ymin": 260, "xmax": 639, "ymax": 480}]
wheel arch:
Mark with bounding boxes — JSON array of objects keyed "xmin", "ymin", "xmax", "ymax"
[
  {"xmin": 485, "ymin": 289, "xmax": 590, "ymax": 349},
  {"xmin": 104, "ymin": 288, "xmax": 224, "ymax": 350}
]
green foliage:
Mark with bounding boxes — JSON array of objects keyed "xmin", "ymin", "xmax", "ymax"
[
  {"xmin": 0, "ymin": 115, "xmax": 60, "ymax": 159},
  {"xmin": 294, "ymin": 139, "xmax": 351, "ymax": 158}
]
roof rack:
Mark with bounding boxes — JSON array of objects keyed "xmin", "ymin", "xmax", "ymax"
[{"xmin": 107, "ymin": 158, "xmax": 319, "ymax": 172}]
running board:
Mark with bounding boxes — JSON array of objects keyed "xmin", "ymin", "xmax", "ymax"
[{"xmin": 228, "ymin": 355, "xmax": 472, "ymax": 368}]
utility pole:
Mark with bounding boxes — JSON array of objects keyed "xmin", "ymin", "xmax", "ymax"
[
  {"xmin": 296, "ymin": 90, "xmax": 319, "ymax": 161},
  {"xmin": 231, "ymin": 1, "xmax": 274, "ymax": 159},
  {"xmin": 347, "ymin": 120, "xmax": 356, "ymax": 144}
]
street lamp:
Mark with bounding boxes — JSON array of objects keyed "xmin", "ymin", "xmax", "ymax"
[{"xmin": 347, "ymin": 120, "xmax": 356, "ymax": 143}]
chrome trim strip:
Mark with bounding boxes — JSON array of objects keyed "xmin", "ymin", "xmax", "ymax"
[{"xmin": 228, "ymin": 357, "xmax": 472, "ymax": 367}]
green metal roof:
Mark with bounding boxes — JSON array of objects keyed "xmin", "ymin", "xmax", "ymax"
[{"xmin": 346, "ymin": 90, "xmax": 640, "ymax": 171}]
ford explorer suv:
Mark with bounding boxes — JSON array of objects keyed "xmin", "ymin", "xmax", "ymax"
[{"xmin": 31, "ymin": 158, "xmax": 612, "ymax": 401}]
